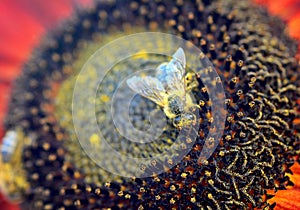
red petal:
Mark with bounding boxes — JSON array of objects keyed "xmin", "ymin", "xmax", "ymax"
[
  {"xmin": 0, "ymin": 0, "xmax": 93, "ymax": 82},
  {"xmin": 287, "ymin": 12, "xmax": 300, "ymax": 40},
  {"xmin": 254, "ymin": 0, "xmax": 300, "ymax": 19},
  {"xmin": 288, "ymin": 163, "xmax": 300, "ymax": 189},
  {"xmin": 267, "ymin": 162, "xmax": 300, "ymax": 209},
  {"xmin": 253, "ymin": 0, "xmax": 300, "ymax": 42},
  {"xmin": 272, "ymin": 189, "xmax": 300, "ymax": 210},
  {"xmin": 0, "ymin": 83, "xmax": 11, "ymax": 138},
  {"xmin": 0, "ymin": 194, "xmax": 19, "ymax": 210}
]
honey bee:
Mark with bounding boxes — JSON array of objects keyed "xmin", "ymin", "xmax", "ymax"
[
  {"xmin": 127, "ymin": 48, "xmax": 199, "ymax": 129},
  {"xmin": 0, "ymin": 129, "xmax": 29, "ymax": 202}
]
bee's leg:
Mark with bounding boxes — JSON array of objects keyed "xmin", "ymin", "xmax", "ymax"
[
  {"xmin": 186, "ymin": 106, "xmax": 201, "ymax": 127},
  {"xmin": 188, "ymin": 103, "xmax": 200, "ymax": 110},
  {"xmin": 194, "ymin": 104, "xmax": 201, "ymax": 109},
  {"xmin": 187, "ymin": 81, "xmax": 199, "ymax": 91}
]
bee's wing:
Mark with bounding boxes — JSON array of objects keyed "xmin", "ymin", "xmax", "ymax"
[
  {"xmin": 156, "ymin": 48, "xmax": 186, "ymax": 94},
  {"xmin": 172, "ymin": 47, "xmax": 186, "ymax": 71},
  {"xmin": 126, "ymin": 75, "xmax": 167, "ymax": 106},
  {"xmin": 0, "ymin": 131, "xmax": 18, "ymax": 163}
]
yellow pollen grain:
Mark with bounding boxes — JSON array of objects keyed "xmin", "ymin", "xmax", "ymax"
[
  {"xmin": 170, "ymin": 185, "xmax": 176, "ymax": 191},
  {"xmin": 205, "ymin": 171, "xmax": 211, "ymax": 176},
  {"xmin": 170, "ymin": 198, "xmax": 176, "ymax": 204},
  {"xmin": 100, "ymin": 94, "xmax": 110, "ymax": 103},
  {"xmin": 181, "ymin": 172, "xmax": 188, "ymax": 178},
  {"xmin": 167, "ymin": 138, "xmax": 173, "ymax": 144},
  {"xmin": 89, "ymin": 134, "xmax": 100, "ymax": 145},
  {"xmin": 191, "ymin": 187, "xmax": 196, "ymax": 194}
]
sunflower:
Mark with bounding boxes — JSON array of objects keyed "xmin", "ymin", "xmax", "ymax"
[{"xmin": 0, "ymin": 0, "xmax": 299, "ymax": 209}]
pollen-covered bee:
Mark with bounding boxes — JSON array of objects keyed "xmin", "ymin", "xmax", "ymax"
[
  {"xmin": 127, "ymin": 48, "xmax": 199, "ymax": 129},
  {"xmin": 0, "ymin": 129, "xmax": 30, "ymax": 203}
]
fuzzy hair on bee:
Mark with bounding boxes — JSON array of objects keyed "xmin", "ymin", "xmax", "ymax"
[{"xmin": 126, "ymin": 48, "xmax": 199, "ymax": 129}]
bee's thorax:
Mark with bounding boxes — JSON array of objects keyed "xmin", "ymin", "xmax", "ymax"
[{"xmin": 167, "ymin": 94, "xmax": 185, "ymax": 115}]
